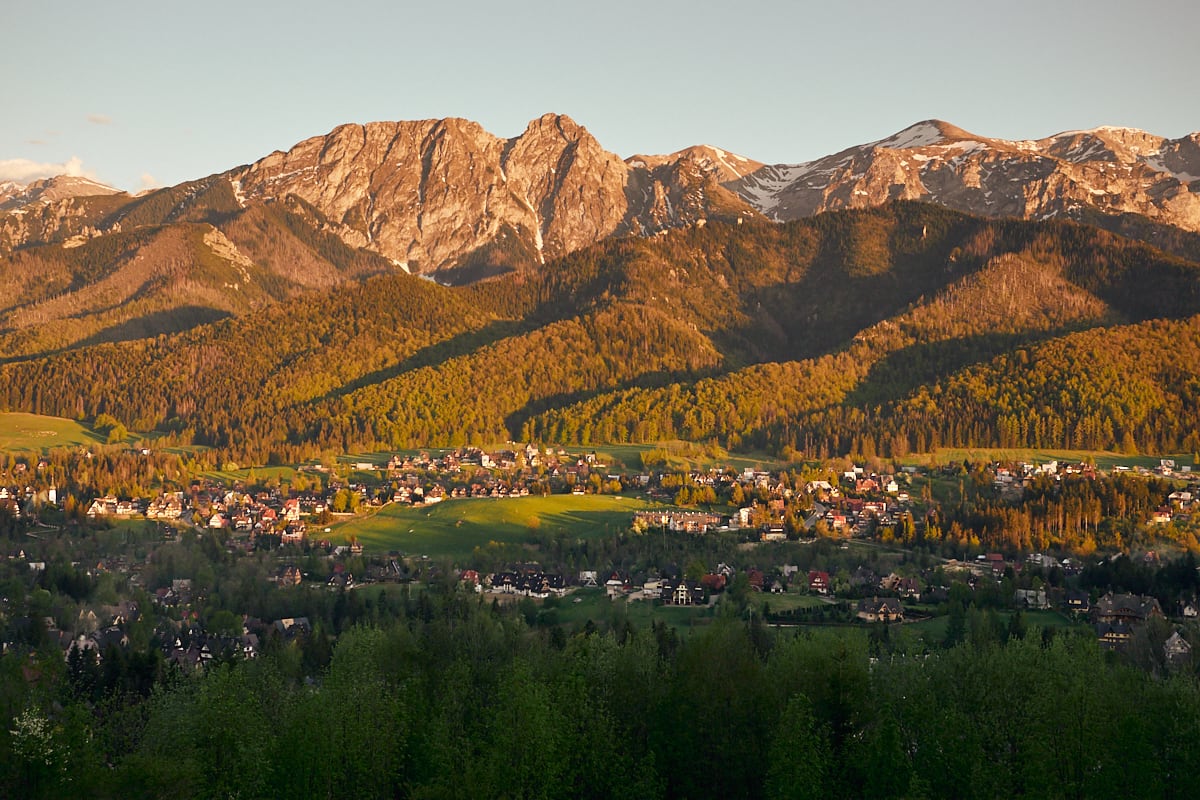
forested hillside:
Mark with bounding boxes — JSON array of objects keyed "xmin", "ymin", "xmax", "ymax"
[
  {"xmin": 0, "ymin": 190, "xmax": 402, "ymax": 359},
  {"xmin": 3, "ymin": 202, "xmax": 1200, "ymax": 462}
]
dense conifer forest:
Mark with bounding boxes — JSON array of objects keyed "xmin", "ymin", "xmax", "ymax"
[{"xmin": 4, "ymin": 203, "xmax": 1200, "ymax": 465}]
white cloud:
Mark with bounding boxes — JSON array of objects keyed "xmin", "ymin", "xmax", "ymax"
[
  {"xmin": 87, "ymin": 113, "xmax": 112, "ymax": 125},
  {"xmin": 138, "ymin": 173, "xmax": 159, "ymax": 191},
  {"xmin": 0, "ymin": 156, "xmax": 96, "ymax": 184}
]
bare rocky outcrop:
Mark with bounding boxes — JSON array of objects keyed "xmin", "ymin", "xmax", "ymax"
[
  {"xmin": 731, "ymin": 120, "xmax": 1200, "ymax": 232},
  {"xmin": 0, "ymin": 176, "xmax": 126, "ymax": 253},
  {"xmin": 232, "ymin": 114, "xmax": 757, "ymax": 276},
  {"xmin": 0, "ymin": 175, "xmax": 123, "ymax": 212},
  {"xmin": 230, "ymin": 110, "xmax": 748, "ymax": 277},
  {"xmin": 5, "ymin": 115, "xmax": 1198, "ymax": 286}
]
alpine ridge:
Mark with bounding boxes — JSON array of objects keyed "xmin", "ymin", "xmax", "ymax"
[
  {"xmin": 0, "ymin": 174, "xmax": 123, "ymax": 212},
  {"xmin": 731, "ymin": 119, "xmax": 1200, "ymax": 232},
  {"xmin": 2, "ymin": 113, "xmax": 1199, "ymax": 357}
]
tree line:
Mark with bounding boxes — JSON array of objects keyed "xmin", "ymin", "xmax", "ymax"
[{"xmin": 5, "ymin": 587, "xmax": 1199, "ymax": 800}]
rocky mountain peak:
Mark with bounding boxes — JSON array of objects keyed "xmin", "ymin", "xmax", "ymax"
[
  {"xmin": 730, "ymin": 119, "xmax": 1200, "ymax": 232},
  {"xmin": 872, "ymin": 119, "xmax": 980, "ymax": 149},
  {"xmin": 9, "ymin": 114, "xmax": 1196, "ymax": 289},
  {"xmin": 231, "ymin": 113, "xmax": 754, "ymax": 279},
  {"xmin": 0, "ymin": 174, "xmax": 123, "ymax": 212},
  {"xmin": 627, "ymin": 145, "xmax": 764, "ymax": 184},
  {"xmin": 517, "ymin": 112, "xmax": 588, "ymax": 143}
]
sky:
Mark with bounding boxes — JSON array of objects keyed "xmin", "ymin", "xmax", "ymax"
[{"xmin": 3, "ymin": 0, "xmax": 1198, "ymax": 192}]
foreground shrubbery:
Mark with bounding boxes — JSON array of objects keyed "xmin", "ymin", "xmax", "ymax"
[{"xmin": 3, "ymin": 589, "xmax": 1198, "ymax": 800}]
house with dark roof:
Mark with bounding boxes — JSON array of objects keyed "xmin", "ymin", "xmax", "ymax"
[
  {"xmin": 1095, "ymin": 621, "xmax": 1133, "ymax": 650},
  {"xmin": 660, "ymin": 579, "xmax": 705, "ymax": 606},
  {"xmin": 1014, "ymin": 588, "xmax": 1049, "ymax": 609},
  {"xmin": 1064, "ymin": 589, "xmax": 1090, "ymax": 615},
  {"xmin": 1165, "ymin": 631, "xmax": 1192, "ymax": 666},
  {"xmin": 1094, "ymin": 593, "xmax": 1163, "ymax": 625},
  {"xmin": 856, "ymin": 597, "xmax": 903, "ymax": 623}
]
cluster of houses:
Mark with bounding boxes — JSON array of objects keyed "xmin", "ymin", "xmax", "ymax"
[
  {"xmin": 0, "ymin": 483, "xmax": 57, "ymax": 518},
  {"xmin": 56, "ymin": 598, "xmax": 323, "ymax": 673},
  {"xmin": 51, "ymin": 601, "xmax": 138, "ymax": 660},
  {"xmin": 992, "ymin": 458, "xmax": 1200, "ymax": 526},
  {"xmin": 626, "ymin": 464, "xmax": 914, "ymax": 542},
  {"xmin": 1088, "ymin": 592, "xmax": 1194, "ymax": 665},
  {"xmin": 1092, "ymin": 592, "xmax": 1165, "ymax": 649},
  {"xmin": 482, "ymin": 570, "xmax": 568, "ymax": 598},
  {"xmin": 381, "ymin": 445, "xmax": 555, "ymax": 475},
  {"xmin": 87, "ymin": 485, "xmax": 316, "ymax": 532},
  {"xmin": 155, "ymin": 617, "xmax": 317, "ymax": 672},
  {"xmin": 481, "ymin": 562, "xmax": 914, "ymax": 621},
  {"xmin": 74, "ymin": 444, "xmax": 635, "ymax": 537},
  {"xmin": 12, "ymin": 447, "xmax": 1200, "ymax": 679},
  {"xmin": 161, "ymin": 627, "xmax": 260, "ymax": 671},
  {"xmin": 379, "ymin": 446, "xmax": 617, "ymax": 493},
  {"xmin": 805, "ymin": 466, "xmax": 923, "ymax": 536},
  {"xmin": 633, "ymin": 510, "xmax": 726, "ymax": 533}
]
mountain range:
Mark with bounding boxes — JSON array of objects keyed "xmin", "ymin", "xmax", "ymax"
[
  {"xmin": 2, "ymin": 114, "xmax": 1200, "ymax": 462},
  {"xmin": 733, "ymin": 120, "xmax": 1200, "ymax": 227},
  {"xmin": 5, "ymin": 114, "xmax": 1198, "ymax": 281}
]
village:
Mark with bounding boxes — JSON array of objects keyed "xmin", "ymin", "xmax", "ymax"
[{"xmin": 2, "ymin": 442, "xmax": 1198, "ymax": 677}]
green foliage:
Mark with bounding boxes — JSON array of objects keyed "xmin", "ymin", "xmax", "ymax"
[
  {"xmin": 2, "ymin": 577, "xmax": 1200, "ymax": 799},
  {"xmin": 765, "ymin": 694, "xmax": 830, "ymax": 800},
  {"xmin": 5, "ymin": 202, "xmax": 1200, "ymax": 466}
]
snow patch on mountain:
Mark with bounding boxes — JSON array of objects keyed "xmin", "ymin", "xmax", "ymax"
[
  {"xmin": 230, "ymin": 178, "xmax": 247, "ymax": 208},
  {"xmin": 875, "ymin": 121, "xmax": 947, "ymax": 150},
  {"xmin": 735, "ymin": 163, "xmax": 820, "ymax": 218}
]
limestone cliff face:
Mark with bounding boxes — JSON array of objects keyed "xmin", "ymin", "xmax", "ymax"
[
  {"xmin": 731, "ymin": 120, "xmax": 1200, "ymax": 233},
  {"xmin": 232, "ymin": 114, "xmax": 755, "ymax": 276},
  {"xmin": 625, "ymin": 146, "xmax": 764, "ymax": 234},
  {"xmin": 0, "ymin": 119, "xmax": 761, "ymax": 276}
]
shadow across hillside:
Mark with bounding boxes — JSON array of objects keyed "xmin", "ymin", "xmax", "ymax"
[
  {"xmin": 842, "ymin": 327, "xmax": 1099, "ymax": 409},
  {"xmin": 316, "ymin": 319, "xmax": 533, "ymax": 403},
  {"xmin": 74, "ymin": 307, "xmax": 233, "ymax": 350},
  {"xmin": 0, "ymin": 306, "xmax": 233, "ymax": 365},
  {"xmin": 503, "ymin": 366, "xmax": 723, "ymax": 439}
]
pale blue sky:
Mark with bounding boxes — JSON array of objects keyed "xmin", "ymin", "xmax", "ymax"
[{"xmin": 3, "ymin": 0, "xmax": 1197, "ymax": 191}]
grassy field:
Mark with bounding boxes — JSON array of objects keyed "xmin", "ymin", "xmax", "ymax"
[
  {"xmin": 204, "ymin": 465, "xmax": 307, "ymax": 486},
  {"xmin": 594, "ymin": 441, "xmax": 789, "ymax": 473},
  {"xmin": 327, "ymin": 493, "xmax": 662, "ymax": 558},
  {"xmin": 908, "ymin": 607, "xmax": 1088, "ymax": 643},
  {"xmin": 904, "ymin": 448, "xmax": 1192, "ymax": 472},
  {"xmin": 756, "ymin": 592, "xmax": 832, "ymax": 612},
  {"xmin": 553, "ymin": 587, "xmax": 715, "ymax": 632},
  {"xmin": 0, "ymin": 412, "xmax": 103, "ymax": 451}
]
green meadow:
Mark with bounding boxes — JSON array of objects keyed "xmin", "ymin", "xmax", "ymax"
[
  {"xmin": 592, "ymin": 441, "xmax": 788, "ymax": 473},
  {"xmin": 908, "ymin": 608, "xmax": 1087, "ymax": 643},
  {"xmin": 551, "ymin": 587, "xmax": 715, "ymax": 631},
  {"xmin": 327, "ymin": 493, "xmax": 661, "ymax": 558},
  {"xmin": 905, "ymin": 447, "xmax": 1192, "ymax": 472},
  {"xmin": 0, "ymin": 412, "xmax": 102, "ymax": 451}
]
